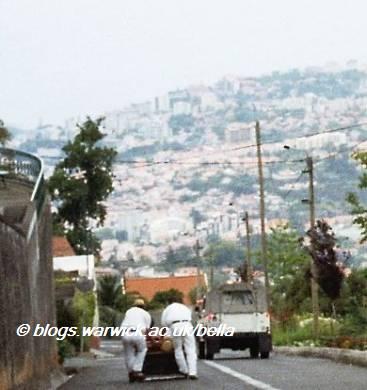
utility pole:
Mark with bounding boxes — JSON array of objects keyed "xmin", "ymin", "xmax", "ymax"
[
  {"xmin": 243, "ymin": 212, "xmax": 252, "ymax": 278},
  {"xmin": 306, "ymin": 156, "xmax": 319, "ymax": 339},
  {"xmin": 255, "ymin": 121, "xmax": 270, "ymax": 307},
  {"xmin": 194, "ymin": 239, "xmax": 202, "ymax": 304}
]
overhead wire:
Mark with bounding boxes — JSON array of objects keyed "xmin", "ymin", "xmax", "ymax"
[{"xmin": 115, "ymin": 121, "xmax": 367, "ymax": 167}]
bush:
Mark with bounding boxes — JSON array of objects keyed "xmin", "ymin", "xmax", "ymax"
[
  {"xmin": 272, "ymin": 315, "xmax": 340, "ymax": 347},
  {"xmin": 57, "ymin": 339, "xmax": 76, "ymax": 364}
]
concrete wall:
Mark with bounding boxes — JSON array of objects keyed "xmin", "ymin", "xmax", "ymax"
[{"xmin": 0, "ymin": 200, "xmax": 58, "ymax": 390}]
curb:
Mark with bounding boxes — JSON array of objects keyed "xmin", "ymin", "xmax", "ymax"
[{"xmin": 274, "ymin": 346, "xmax": 367, "ymax": 368}]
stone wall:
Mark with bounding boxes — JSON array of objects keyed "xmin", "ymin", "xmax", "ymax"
[{"xmin": 0, "ymin": 200, "xmax": 58, "ymax": 390}]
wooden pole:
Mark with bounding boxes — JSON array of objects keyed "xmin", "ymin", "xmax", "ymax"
[
  {"xmin": 255, "ymin": 121, "xmax": 270, "ymax": 307},
  {"xmin": 244, "ymin": 211, "xmax": 252, "ymax": 278},
  {"xmin": 306, "ymin": 156, "xmax": 319, "ymax": 339}
]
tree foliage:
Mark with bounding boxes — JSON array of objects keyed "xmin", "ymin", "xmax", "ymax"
[
  {"xmin": 304, "ymin": 220, "xmax": 345, "ymax": 300},
  {"xmin": 161, "ymin": 245, "xmax": 196, "ymax": 272},
  {"xmin": 347, "ymin": 151, "xmax": 367, "ymax": 243},
  {"xmin": 98, "ymin": 275, "xmax": 124, "ymax": 309},
  {"xmin": 267, "ymin": 224, "xmax": 309, "ymax": 282},
  {"xmin": 97, "ymin": 275, "xmax": 136, "ymax": 327},
  {"xmin": 150, "ymin": 288, "xmax": 184, "ymax": 308},
  {"xmin": 48, "ymin": 117, "xmax": 117, "ymax": 254},
  {"xmin": 266, "ymin": 225, "xmax": 310, "ymax": 322},
  {"xmin": 0, "ymin": 119, "xmax": 11, "ymax": 146},
  {"xmin": 337, "ymin": 269, "xmax": 367, "ymax": 334},
  {"xmin": 203, "ymin": 240, "xmax": 245, "ymax": 267}
]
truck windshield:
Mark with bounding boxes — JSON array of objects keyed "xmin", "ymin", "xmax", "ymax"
[{"xmin": 222, "ymin": 290, "xmax": 254, "ymax": 306}]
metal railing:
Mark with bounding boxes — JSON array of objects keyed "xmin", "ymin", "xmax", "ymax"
[{"xmin": 0, "ymin": 147, "xmax": 45, "ymax": 214}]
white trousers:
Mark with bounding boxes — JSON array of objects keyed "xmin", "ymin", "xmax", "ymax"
[
  {"xmin": 122, "ymin": 334, "xmax": 147, "ymax": 373},
  {"xmin": 170, "ymin": 322, "xmax": 197, "ymax": 376}
]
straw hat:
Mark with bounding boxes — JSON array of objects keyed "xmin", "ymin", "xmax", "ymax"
[{"xmin": 134, "ymin": 298, "xmax": 145, "ymax": 307}]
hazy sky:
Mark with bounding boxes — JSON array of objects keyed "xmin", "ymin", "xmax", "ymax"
[{"xmin": 1, "ymin": 0, "xmax": 367, "ymax": 128}]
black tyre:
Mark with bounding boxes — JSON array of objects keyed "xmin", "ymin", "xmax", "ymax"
[
  {"xmin": 260, "ymin": 351, "xmax": 270, "ymax": 359},
  {"xmin": 205, "ymin": 351, "xmax": 214, "ymax": 360},
  {"xmin": 198, "ymin": 341, "xmax": 205, "ymax": 359},
  {"xmin": 250, "ymin": 346, "xmax": 259, "ymax": 358}
]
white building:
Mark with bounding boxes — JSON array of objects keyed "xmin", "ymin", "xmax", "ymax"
[
  {"xmin": 172, "ymin": 101, "xmax": 192, "ymax": 116},
  {"xmin": 225, "ymin": 123, "xmax": 255, "ymax": 144}
]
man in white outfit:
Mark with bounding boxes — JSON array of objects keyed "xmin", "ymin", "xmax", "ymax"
[
  {"xmin": 161, "ymin": 296, "xmax": 198, "ymax": 380},
  {"xmin": 121, "ymin": 298, "xmax": 151, "ymax": 382}
]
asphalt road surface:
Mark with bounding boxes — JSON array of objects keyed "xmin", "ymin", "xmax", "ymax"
[{"xmin": 60, "ymin": 340, "xmax": 367, "ymax": 390}]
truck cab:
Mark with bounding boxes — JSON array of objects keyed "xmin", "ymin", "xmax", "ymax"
[{"xmin": 197, "ymin": 279, "xmax": 272, "ymax": 359}]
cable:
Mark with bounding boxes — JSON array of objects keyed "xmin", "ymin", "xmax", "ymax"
[
  {"xmin": 114, "ymin": 121, "xmax": 367, "ymax": 166},
  {"xmin": 222, "ymin": 121, "xmax": 367, "ymax": 153},
  {"xmin": 282, "ymin": 172, "xmax": 306, "ymax": 199},
  {"xmin": 116, "ymin": 137, "xmax": 367, "ymax": 168},
  {"xmin": 313, "ymin": 139, "xmax": 367, "ymax": 166}
]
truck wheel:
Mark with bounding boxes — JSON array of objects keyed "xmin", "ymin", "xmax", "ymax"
[
  {"xmin": 250, "ymin": 346, "xmax": 259, "ymax": 358},
  {"xmin": 198, "ymin": 341, "xmax": 205, "ymax": 359},
  {"xmin": 260, "ymin": 351, "xmax": 269, "ymax": 359}
]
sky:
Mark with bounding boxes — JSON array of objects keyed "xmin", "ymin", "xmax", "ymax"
[{"xmin": 1, "ymin": 0, "xmax": 367, "ymax": 129}]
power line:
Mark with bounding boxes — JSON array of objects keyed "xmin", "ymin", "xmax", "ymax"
[
  {"xmin": 282, "ymin": 172, "xmax": 306, "ymax": 200},
  {"xmin": 115, "ymin": 136, "xmax": 367, "ymax": 168},
  {"xmin": 223, "ymin": 121, "xmax": 367, "ymax": 153},
  {"xmin": 115, "ymin": 121, "xmax": 367, "ymax": 167}
]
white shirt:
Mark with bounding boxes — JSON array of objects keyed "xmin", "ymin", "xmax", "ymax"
[
  {"xmin": 121, "ymin": 307, "xmax": 151, "ymax": 330},
  {"xmin": 161, "ymin": 303, "xmax": 192, "ymax": 327}
]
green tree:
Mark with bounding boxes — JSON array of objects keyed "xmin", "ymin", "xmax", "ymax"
[
  {"xmin": 267, "ymin": 224, "xmax": 309, "ymax": 282},
  {"xmin": 72, "ymin": 290, "xmax": 96, "ymax": 351},
  {"xmin": 48, "ymin": 117, "xmax": 117, "ymax": 254},
  {"xmin": 304, "ymin": 220, "xmax": 345, "ymax": 300},
  {"xmin": 337, "ymin": 269, "xmax": 367, "ymax": 335},
  {"xmin": 150, "ymin": 288, "xmax": 184, "ymax": 308},
  {"xmin": 347, "ymin": 151, "xmax": 367, "ymax": 242},
  {"xmin": 189, "ymin": 286, "xmax": 207, "ymax": 305},
  {"xmin": 0, "ymin": 119, "xmax": 11, "ymax": 146},
  {"xmin": 266, "ymin": 225, "xmax": 310, "ymax": 322},
  {"xmin": 97, "ymin": 275, "xmax": 135, "ymax": 328},
  {"xmin": 203, "ymin": 240, "xmax": 244, "ymax": 267},
  {"xmin": 161, "ymin": 245, "xmax": 196, "ymax": 272},
  {"xmin": 98, "ymin": 276, "xmax": 124, "ymax": 309}
]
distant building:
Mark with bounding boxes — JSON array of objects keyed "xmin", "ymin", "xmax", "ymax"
[
  {"xmin": 125, "ymin": 274, "xmax": 207, "ymax": 305},
  {"xmin": 95, "ymin": 267, "xmax": 120, "ymax": 279},
  {"xmin": 172, "ymin": 101, "xmax": 192, "ymax": 116},
  {"xmin": 225, "ymin": 123, "xmax": 254, "ymax": 143},
  {"xmin": 168, "ymin": 89, "xmax": 190, "ymax": 109},
  {"xmin": 53, "ymin": 236, "xmax": 98, "ymax": 325}
]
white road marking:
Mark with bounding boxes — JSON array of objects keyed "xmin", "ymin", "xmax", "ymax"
[{"xmin": 204, "ymin": 360, "xmax": 282, "ymax": 390}]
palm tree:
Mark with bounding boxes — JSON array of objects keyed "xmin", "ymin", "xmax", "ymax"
[{"xmin": 98, "ymin": 275, "xmax": 123, "ymax": 309}]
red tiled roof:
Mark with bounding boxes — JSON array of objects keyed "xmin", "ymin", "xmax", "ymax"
[
  {"xmin": 52, "ymin": 236, "xmax": 75, "ymax": 257},
  {"xmin": 126, "ymin": 274, "xmax": 207, "ymax": 305}
]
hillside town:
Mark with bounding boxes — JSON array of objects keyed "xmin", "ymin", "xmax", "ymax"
[
  {"xmin": 3, "ymin": 1, "xmax": 367, "ymax": 387},
  {"xmin": 10, "ymin": 65, "xmax": 367, "ymax": 276}
]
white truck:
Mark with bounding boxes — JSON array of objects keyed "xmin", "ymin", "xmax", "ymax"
[{"xmin": 197, "ymin": 279, "xmax": 272, "ymax": 359}]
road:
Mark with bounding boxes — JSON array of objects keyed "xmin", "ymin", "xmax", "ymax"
[{"xmin": 60, "ymin": 340, "xmax": 367, "ymax": 390}]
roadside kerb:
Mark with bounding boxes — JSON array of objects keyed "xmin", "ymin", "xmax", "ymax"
[{"xmin": 274, "ymin": 346, "xmax": 367, "ymax": 368}]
